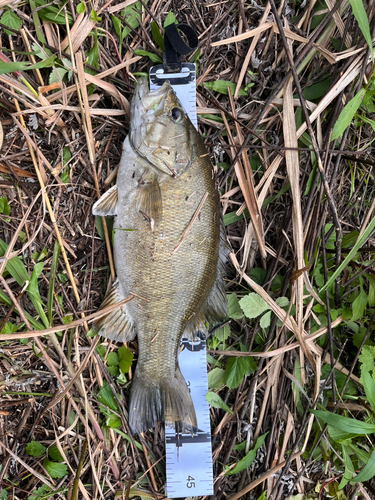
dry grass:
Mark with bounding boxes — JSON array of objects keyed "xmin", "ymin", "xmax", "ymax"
[{"xmin": 0, "ymin": 0, "xmax": 375, "ymax": 499}]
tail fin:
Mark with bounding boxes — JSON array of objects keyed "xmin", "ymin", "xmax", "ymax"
[{"xmin": 128, "ymin": 367, "xmax": 197, "ymax": 435}]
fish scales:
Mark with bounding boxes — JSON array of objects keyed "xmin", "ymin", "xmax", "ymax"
[{"xmin": 93, "ymin": 77, "xmax": 227, "ymax": 435}]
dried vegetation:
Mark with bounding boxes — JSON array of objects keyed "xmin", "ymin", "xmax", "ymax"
[{"xmin": 1, "ymin": 0, "xmax": 375, "ymax": 499}]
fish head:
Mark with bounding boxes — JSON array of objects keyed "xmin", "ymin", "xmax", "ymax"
[{"xmin": 130, "ymin": 77, "xmax": 196, "ymax": 177}]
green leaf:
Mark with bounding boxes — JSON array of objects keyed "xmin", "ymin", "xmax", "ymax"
[
  {"xmin": 0, "ymin": 9, "xmax": 21, "ymax": 35},
  {"xmin": 303, "ymin": 79, "xmax": 331, "ymax": 100},
  {"xmin": 121, "ymin": 1, "xmax": 142, "ymax": 40},
  {"xmin": 48, "ymin": 241, "xmax": 60, "ymax": 325},
  {"xmin": 48, "ymin": 445, "xmax": 63, "ymax": 462},
  {"xmin": 108, "ymin": 365, "xmax": 119, "ymax": 376},
  {"xmin": 118, "ymin": 346, "xmax": 133, "ymax": 373},
  {"xmin": 351, "ymin": 446, "xmax": 375, "ymax": 483},
  {"xmin": 76, "ymin": 2, "xmax": 85, "ymax": 14},
  {"xmin": 49, "ymin": 67, "xmax": 67, "ymax": 86},
  {"xmin": 214, "ymin": 324, "xmax": 231, "ymax": 342},
  {"xmin": 225, "ymin": 356, "xmax": 249, "ymax": 389},
  {"xmin": 331, "ymin": 88, "xmax": 366, "ymax": 140},
  {"xmin": 275, "ymin": 296, "xmax": 289, "ymax": 308},
  {"xmin": 0, "ymin": 196, "xmax": 10, "ymax": 216},
  {"xmin": 151, "ymin": 22, "xmax": 164, "ymax": 50},
  {"xmin": 205, "ymin": 391, "xmax": 233, "ymax": 414},
  {"xmin": 35, "ymin": 0, "xmax": 73, "ymax": 24},
  {"xmin": 226, "ymin": 432, "xmax": 268, "ymax": 475},
  {"xmin": 107, "ymin": 352, "xmax": 119, "ymax": 366},
  {"xmin": 111, "ymin": 15, "xmax": 122, "ymax": 41},
  {"xmin": 29, "ymin": 484, "xmax": 52, "ymax": 500},
  {"xmin": 339, "ymin": 444, "xmax": 354, "ymax": 489},
  {"xmin": 351, "ymin": 287, "xmax": 368, "ymax": 321},
  {"xmin": 320, "ymin": 214, "xmax": 375, "ymax": 292},
  {"xmin": 26, "ymin": 441, "xmax": 46, "ymax": 457},
  {"xmin": 362, "ymin": 370, "xmax": 375, "ymax": 413},
  {"xmin": 203, "ymin": 80, "xmax": 247, "ymax": 96},
  {"xmin": 227, "ymin": 292, "xmax": 243, "ymax": 319},
  {"xmin": 0, "ymin": 489, "xmax": 7, "ymax": 500},
  {"xmin": 358, "ymin": 345, "xmax": 375, "ymax": 376},
  {"xmin": 43, "ymin": 457, "xmax": 67, "ymax": 479},
  {"xmin": 134, "ymin": 49, "xmax": 162, "ymax": 64},
  {"xmin": 259, "ymin": 311, "xmax": 271, "ymax": 328},
  {"xmin": 163, "ymin": 11, "xmax": 177, "ymax": 27},
  {"xmin": 311, "ymin": 410, "xmax": 375, "ymax": 434},
  {"xmin": 239, "ymin": 293, "xmax": 270, "ymax": 319},
  {"xmin": 349, "ymin": 0, "xmax": 374, "ymax": 61},
  {"xmin": 97, "ymin": 381, "xmax": 118, "ymax": 412},
  {"xmin": 1, "ymin": 321, "xmax": 20, "ymax": 335},
  {"xmin": 208, "ymin": 367, "xmax": 225, "ymax": 389}
]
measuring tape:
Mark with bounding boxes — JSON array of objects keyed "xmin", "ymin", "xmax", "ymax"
[{"xmin": 150, "ymin": 63, "xmax": 214, "ymax": 498}]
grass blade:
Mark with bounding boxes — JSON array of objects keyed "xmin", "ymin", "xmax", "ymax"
[
  {"xmin": 320, "ymin": 214, "xmax": 375, "ymax": 292},
  {"xmin": 349, "ymin": 0, "xmax": 374, "ymax": 61}
]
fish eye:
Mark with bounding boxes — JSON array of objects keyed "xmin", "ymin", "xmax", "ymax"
[{"xmin": 170, "ymin": 107, "xmax": 183, "ymax": 122}]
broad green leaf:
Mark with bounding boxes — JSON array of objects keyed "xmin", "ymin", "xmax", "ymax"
[
  {"xmin": 34, "ymin": 0, "xmax": 73, "ymax": 25},
  {"xmin": 0, "ymin": 197, "xmax": 10, "ymax": 215},
  {"xmin": 203, "ymin": 80, "xmax": 246, "ymax": 96},
  {"xmin": 275, "ymin": 296, "xmax": 289, "ymax": 308},
  {"xmin": 259, "ymin": 311, "xmax": 271, "ymax": 328},
  {"xmin": 26, "ymin": 441, "xmax": 46, "ymax": 457},
  {"xmin": 49, "ymin": 67, "xmax": 67, "ymax": 85},
  {"xmin": 239, "ymin": 293, "xmax": 270, "ymax": 319},
  {"xmin": 121, "ymin": 1, "xmax": 142, "ymax": 40},
  {"xmin": 1, "ymin": 321, "xmax": 20, "ymax": 335},
  {"xmin": 208, "ymin": 367, "xmax": 225, "ymax": 389},
  {"xmin": 214, "ymin": 324, "xmax": 231, "ymax": 342},
  {"xmin": 97, "ymin": 381, "xmax": 118, "ymax": 412},
  {"xmin": 351, "ymin": 446, "xmax": 375, "ymax": 483},
  {"xmin": 0, "ymin": 288, "xmax": 43, "ymax": 330},
  {"xmin": 43, "ymin": 457, "xmax": 67, "ymax": 479},
  {"xmin": 118, "ymin": 346, "xmax": 133, "ymax": 373},
  {"xmin": 320, "ymin": 214, "xmax": 375, "ymax": 292},
  {"xmin": 363, "ymin": 370, "xmax": 375, "ymax": 413},
  {"xmin": 351, "ymin": 287, "xmax": 368, "ymax": 321},
  {"xmin": 151, "ymin": 21, "xmax": 164, "ymax": 50},
  {"xmin": 331, "ymin": 88, "xmax": 366, "ymax": 140},
  {"xmin": 29, "ymin": 485, "xmax": 52, "ymax": 500},
  {"xmin": 225, "ymin": 357, "xmax": 249, "ymax": 389},
  {"xmin": 48, "ymin": 445, "xmax": 63, "ymax": 462},
  {"xmin": 108, "ymin": 365, "xmax": 119, "ymax": 377},
  {"xmin": 28, "ymin": 262, "xmax": 44, "ymax": 299},
  {"xmin": 107, "ymin": 352, "xmax": 119, "ymax": 366},
  {"xmin": 0, "ymin": 489, "xmax": 7, "ymax": 500},
  {"xmin": 134, "ymin": 49, "xmax": 162, "ymax": 64},
  {"xmin": 226, "ymin": 432, "xmax": 268, "ymax": 475},
  {"xmin": 358, "ymin": 345, "xmax": 375, "ymax": 376},
  {"xmin": 76, "ymin": 2, "xmax": 85, "ymax": 14},
  {"xmin": 163, "ymin": 11, "xmax": 177, "ymax": 27},
  {"xmin": 303, "ymin": 79, "xmax": 331, "ymax": 100},
  {"xmin": 205, "ymin": 391, "xmax": 233, "ymax": 414},
  {"xmin": 349, "ymin": 0, "xmax": 373, "ymax": 61},
  {"xmin": 0, "ymin": 10, "xmax": 21, "ymax": 35},
  {"xmin": 328, "ymin": 425, "xmax": 358, "ymax": 443},
  {"xmin": 227, "ymin": 292, "xmax": 243, "ymax": 319},
  {"xmin": 311, "ymin": 410, "xmax": 375, "ymax": 434}
]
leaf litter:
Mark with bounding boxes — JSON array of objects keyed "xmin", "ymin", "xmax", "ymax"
[{"xmin": 0, "ymin": 0, "xmax": 375, "ymax": 499}]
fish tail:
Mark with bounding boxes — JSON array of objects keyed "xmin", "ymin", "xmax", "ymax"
[{"xmin": 128, "ymin": 367, "xmax": 197, "ymax": 435}]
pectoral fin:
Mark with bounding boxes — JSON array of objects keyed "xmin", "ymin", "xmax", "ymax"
[
  {"xmin": 92, "ymin": 185, "xmax": 118, "ymax": 216},
  {"xmin": 94, "ymin": 280, "xmax": 136, "ymax": 343},
  {"xmin": 136, "ymin": 172, "xmax": 162, "ymax": 228}
]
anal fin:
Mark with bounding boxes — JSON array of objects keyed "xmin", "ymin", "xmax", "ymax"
[
  {"xmin": 94, "ymin": 280, "xmax": 136, "ymax": 343},
  {"xmin": 92, "ymin": 184, "xmax": 118, "ymax": 216},
  {"xmin": 136, "ymin": 171, "xmax": 162, "ymax": 228}
]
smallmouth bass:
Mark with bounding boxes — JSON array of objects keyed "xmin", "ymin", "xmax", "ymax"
[{"xmin": 93, "ymin": 77, "xmax": 227, "ymax": 435}]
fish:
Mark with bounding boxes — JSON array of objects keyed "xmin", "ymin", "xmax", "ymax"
[{"xmin": 92, "ymin": 77, "xmax": 228, "ymax": 435}]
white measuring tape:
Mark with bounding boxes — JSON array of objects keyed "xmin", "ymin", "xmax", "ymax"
[{"xmin": 150, "ymin": 63, "xmax": 214, "ymax": 498}]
